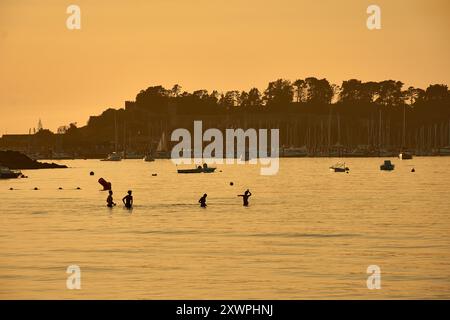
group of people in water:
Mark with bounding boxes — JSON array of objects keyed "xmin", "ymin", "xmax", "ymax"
[
  {"xmin": 105, "ymin": 189, "xmax": 252, "ymax": 209},
  {"xmin": 106, "ymin": 190, "xmax": 133, "ymax": 209},
  {"xmin": 199, "ymin": 189, "xmax": 252, "ymax": 208}
]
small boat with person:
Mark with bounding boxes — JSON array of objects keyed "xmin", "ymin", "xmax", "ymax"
[
  {"xmin": 177, "ymin": 163, "xmax": 216, "ymax": 174},
  {"xmin": 380, "ymin": 160, "xmax": 395, "ymax": 171}
]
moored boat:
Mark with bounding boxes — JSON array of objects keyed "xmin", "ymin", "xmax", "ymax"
[
  {"xmin": 399, "ymin": 152, "xmax": 413, "ymax": 160},
  {"xmin": 177, "ymin": 163, "xmax": 216, "ymax": 174},
  {"xmin": 329, "ymin": 162, "xmax": 349, "ymax": 173},
  {"xmin": 438, "ymin": 147, "xmax": 450, "ymax": 156},
  {"xmin": 282, "ymin": 146, "xmax": 308, "ymax": 157},
  {"xmin": 100, "ymin": 152, "xmax": 122, "ymax": 161},
  {"xmin": 0, "ymin": 166, "xmax": 22, "ymax": 179},
  {"xmin": 380, "ymin": 160, "xmax": 395, "ymax": 171},
  {"xmin": 124, "ymin": 151, "xmax": 144, "ymax": 159},
  {"xmin": 143, "ymin": 154, "xmax": 155, "ymax": 162}
]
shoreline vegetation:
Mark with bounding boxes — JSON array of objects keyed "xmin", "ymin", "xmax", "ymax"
[{"xmin": 1, "ymin": 78, "xmax": 449, "ymax": 159}]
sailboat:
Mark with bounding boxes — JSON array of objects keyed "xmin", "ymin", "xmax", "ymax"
[
  {"xmin": 155, "ymin": 131, "xmax": 170, "ymax": 159},
  {"xmin": 144, "ymin": 122, "xmax": 156, "ymax": 161},
  {"xmin": 329, "ymin": 162, "xmax": 349, "ymax": 173}
]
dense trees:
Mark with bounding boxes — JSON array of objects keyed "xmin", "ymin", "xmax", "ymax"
[
  {"xmin": 14, "ymin": 77, "xmax": 447, "ymax": 156},
  {"xmin": 263, "ymin": 79, "xmax": 294, "ymax": 109},
  {"xmin": 114, "ymin": 78, "xmax": 449, "ymax": 121}
]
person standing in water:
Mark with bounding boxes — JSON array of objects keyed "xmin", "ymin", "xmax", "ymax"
[
  {"xmin": 199, "ymin": 193, "xmax": 207, "ymax": 208},
  {"xmin": 106, "ymin": 190, "xmax": 116, "ymax": 208},
  {"xmin": 122, "ymin": 190, "xmax": 133, "ymax": 209},
  {"xmin": 238, "ymin": 189, "xmax": 252, "ymax": 206}
]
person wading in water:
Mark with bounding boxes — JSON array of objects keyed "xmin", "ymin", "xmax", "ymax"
[
  {"xmin": 106, "ymin": 190, "xmax": 116, "ymax": 208},
  {"xmin": 122, "ymin": 190, "xmax": 133, "ymax": 209},
  {"xmin": 199, "ymin": 193, "xmax": 207, "ymax": 208},
  {"xmin": 238, "ymin": 189, "xmax": 252, "ymax": 206}
]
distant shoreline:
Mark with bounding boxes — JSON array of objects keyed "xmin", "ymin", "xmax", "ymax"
[{"xmin": 36, "ymin": 154, "xmax": 450, "ymax": 161}]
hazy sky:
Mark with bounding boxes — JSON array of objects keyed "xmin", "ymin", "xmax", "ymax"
[{"xmin": 0, "ymin": 0, "xmax": 449, "ymax": 133}]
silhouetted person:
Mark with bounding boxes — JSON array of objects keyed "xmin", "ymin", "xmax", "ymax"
[
  {"xmin": 238, "ymin": 189, "xmax": 252, "ymax": 206},
  {"xmin": 107, "ymin": 190, "xmax": 116, "ymax": 208},
  {"xmin": 98, "ymin": 178, "xmax": 112, "ymax": 191},
  {"xmin": 199, "ymin": 193, "xmax": 207, "ymax": 208},
  {"xmin": 122, "ymin": 190, "xmax": 133, "ymax": 209}
]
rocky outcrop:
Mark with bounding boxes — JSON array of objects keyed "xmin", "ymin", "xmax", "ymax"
[{"xmin": 0, "ymin": 150, "xmax": 67, "ymax": 169}]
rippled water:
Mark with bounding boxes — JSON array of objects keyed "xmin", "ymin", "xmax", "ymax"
[{"xmin": 1, "ymin": 158, "xmax": 449, "ymax": 299}]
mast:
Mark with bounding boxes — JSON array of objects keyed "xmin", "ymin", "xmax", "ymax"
[
  {"xmin": 402, "ymin": 104, "xmax": 406, "ymax": 148},
  {"xmin": 328, "ymin": 107, "xmax": 332, "ymax": 151},
  {"xmin": 148, "ymin": 122, "xmax": 152, "ymax": 153},
  {"xmin": 114, "ymin": 113, "xmax": 118, "ymax": 153},
  {"xmin": 448, "ymin": 119, "xmax": 450, "ymax": 147},
  {"xmin": 337, "ymin": 112, "xmax": 341, "ymax": 145},
  {"xmin": 378, "ymin": 109, "xmax": 382, "ymax": 151}
]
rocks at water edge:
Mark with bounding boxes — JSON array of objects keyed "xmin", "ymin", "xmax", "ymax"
[{"xmin": 0, "ymin": 150, "xmax": 67, "ymax": 169}]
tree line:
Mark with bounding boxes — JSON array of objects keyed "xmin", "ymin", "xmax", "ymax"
[
  {"xmin": 14, "ymin": 77, "xmax": 450, "ymax": 156},
  {"xmin": 109, "ymin": 78, "xmax": 449, "ymax": 125}
]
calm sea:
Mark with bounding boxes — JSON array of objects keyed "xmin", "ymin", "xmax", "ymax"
[{"xmin": 1, "ymin": 157, "xmax": 449, "ymax": 299}]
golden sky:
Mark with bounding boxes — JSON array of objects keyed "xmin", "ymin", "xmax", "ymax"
[{"xmin": 0, "ymin": 0, "xmax": 449, "ymax": 133}]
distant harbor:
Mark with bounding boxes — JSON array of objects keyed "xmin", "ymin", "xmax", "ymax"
[
  {"xmin": 8, "ymin": 146, "xmax": 450, "ymax": 161},
  {"xmin": 1, "ymin": 81, "xmax": 449, "ymax": 161}
]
